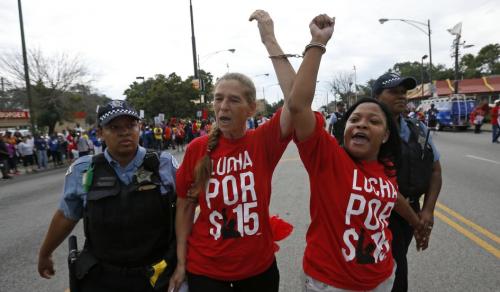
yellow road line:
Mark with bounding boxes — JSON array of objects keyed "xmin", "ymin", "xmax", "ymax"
[
  {"xmin": 436, "ymin": 202, "xmax": 500, "ymax": 245},
  {"xmin": 435, "ymin": 210, "xmax": 500, "ymax": 259}
]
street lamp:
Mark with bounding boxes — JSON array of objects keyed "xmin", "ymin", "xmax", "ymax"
[
  {"xmin": 379, "ymin": 18, "xmax": 434, "ymax": 96},
  {"xmin": 421, "ymin": 55, "xmax": 428, "ymax": 98},
  {"xmin": 200, "ymin": 49, "xmax": 236, "ymax": 60}
]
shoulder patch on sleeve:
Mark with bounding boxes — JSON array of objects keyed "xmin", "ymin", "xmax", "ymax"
[
  {"xmin": 65, "ymin": 155, "xmax": 92, "ymax": 176},
  {"xmin": 65, "ymin": 165, "xmax": 73, "ymax": 176}
]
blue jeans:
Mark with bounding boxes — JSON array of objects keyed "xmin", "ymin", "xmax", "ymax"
[
  {"xmin": 37, "ymin": 150, "xmax": 48, "ymax": 168},
  {"xmin": 492, "ymin": 124, "xmax": 499, "ymax": 142}
]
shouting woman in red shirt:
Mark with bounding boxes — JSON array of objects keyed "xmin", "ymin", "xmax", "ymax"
[
  {"xmin": 287, "ymin": 14, "xmax": 424, "ymax": 291},
  {"xmin": 168, "ymin": 10, "xmax": 298, "ymax": 292}
]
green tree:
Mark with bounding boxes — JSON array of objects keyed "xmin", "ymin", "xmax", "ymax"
[
  {"xmin": 268, "ymin": 99, "xmax": 284, "ymax": 114},
  {"xmin": 429, "ymin": 64, "xmax": 454, "ymax": 81},
  {"xmin": 458, "ymin": 44, "xmax": 500, "ymax": 78},
  {"xmin": 389, "ymin": 62, "xmax": 454, "ymax": 83},
  {"xmin": 391, "ymin": 62, "xmax": 426, "ymax": 83},
  {"xmin": 124, "ymin": 73, "xmax": 207, "ymax": 123},
  {"xmin": 459, "ymin": 53, "xmax": 480, "ymax": 78},
  {"xmin": 67, "ymin": 84, "xmax": 111, "ymax": 125},
  {"xmin": 475, "ymin": 43, "xmax": 500, "ymax": 75}
]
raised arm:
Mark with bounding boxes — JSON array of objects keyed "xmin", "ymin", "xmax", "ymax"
[
  {"xmin": 288, "ymin": 14, "xmax": 334, "ymax": 141},
  {"xmin": 250, "ymin": 10, "xmax": 295, "ymax": 138}
]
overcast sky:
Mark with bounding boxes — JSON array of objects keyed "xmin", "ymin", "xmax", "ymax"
[{"xmin": 1, "ymin": 0, "xmax": 498, "ymax": 110}]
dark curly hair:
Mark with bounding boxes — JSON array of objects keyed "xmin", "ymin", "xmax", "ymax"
[{"xmin": 342, "ymin": 98, "xmax": 401, "ymax": 177}]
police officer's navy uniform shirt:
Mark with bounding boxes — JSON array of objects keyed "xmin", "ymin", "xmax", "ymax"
[
  {"xmin": 399, "ymin": 115, "xmax": 440, "ymax": 161},
  {"xmin": 59, "ymin": 146, "xmax": 178, "ymax": 221}
]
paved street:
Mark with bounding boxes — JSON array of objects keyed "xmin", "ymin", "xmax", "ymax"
[{"xmin": 0, "ymin": 130, "xmax": 498, "ymax": 291}]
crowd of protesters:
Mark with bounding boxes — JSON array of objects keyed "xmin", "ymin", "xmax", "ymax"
[
  {"xmin": 139, "ymin": 118, "xmax": 215, "ymax": 152},
  {"xmin": 0, "ymin": 124, "xmax": 104, "ymax": 179},
  {"xmin": 1, "ymin": 115, "xmax": 272, "ymax": 179}
]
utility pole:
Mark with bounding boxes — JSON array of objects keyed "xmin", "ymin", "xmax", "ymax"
[
  {"xmin": 189, "ymin": 0, "xmax": 198, "ymax": 80},
  {"xmin": 453, "ymin": 34, "xmax": 460, "ymax": 94},
  {"xmin": 427, "ymin": 19, "xmax": 434, "ymax": 96},
  {"xmin": 447, "ymin": 22, "xmax": 472, "ymax": 95},
  {"xmin": 421, "ymin": 55, "xmax": 428, "ymax": 98},
  {"xmin": 18, "ymin": 0, "xmax": 35, "ymax": 130},
  {"xmin": 189, "ymin": 0, "xmax": 203, "ymax": 105}
]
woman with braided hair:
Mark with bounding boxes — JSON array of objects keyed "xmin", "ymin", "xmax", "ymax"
[
  {"xmin": 168, "ymin": 10, "xmax": 297, "ymax": 291},
  {"xmin": 169, "ymin": 71, "xmax": 293, "ymax": 291}
]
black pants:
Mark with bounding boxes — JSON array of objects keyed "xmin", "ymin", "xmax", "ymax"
[
  {"xmin": 80, "ymin": 264, "xmax": 158, "ymax": 292},
  {"xmin": 389, "ymin": 202, "xmax": 420, "ymax": 292},
  {"xmin": 0, "ymin": 159, "xmax": 9, "ymax": 177},
  {"xmin": 474, "ymin": 124, "xmax": 482, "ymax": 133},
  {"xmin": 187, "ymin": 259, "xmax": 279, "ymax": 292}
]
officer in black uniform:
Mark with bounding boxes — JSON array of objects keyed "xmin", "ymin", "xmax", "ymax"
[
  {"xmin": 373, "ymin": 73, "xmax": 442, "ymax": 292},
  {"xmin": 328, "ymin": 101, "xmax": 346, "ymax": 142},
  {"xmin": 38, "ymin": 100, "xmax": 178, "ymax": 292}
]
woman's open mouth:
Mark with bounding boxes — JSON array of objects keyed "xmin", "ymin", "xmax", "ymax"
[
  {"xmin": 218, "ymin": 116, "xmax": 231, "ymax": 124},
  {"xmin": 351, "ymin": 132, "xmax": 369, "ymax": 145}
]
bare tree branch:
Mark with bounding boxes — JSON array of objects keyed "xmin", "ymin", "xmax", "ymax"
[
  {"xmin": 327, "ymin": 71, "xmax": 354, "ymax": 105},
  {"xmin": 0, "ymin": 49, "xmax": 91, "ymax": 91}
]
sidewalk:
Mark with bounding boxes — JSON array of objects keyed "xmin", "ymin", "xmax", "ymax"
[
  {"xmin": 481, "ymin": 123, "xmax": 493, "ymax": 132},
  {"xmin": 1, "ymin": 163, "xmax": 68, "ymax": 180}
]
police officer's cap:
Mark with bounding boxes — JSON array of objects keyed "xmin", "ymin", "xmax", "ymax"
[
  {"xmin": 96, "ymin": 100, "xmax": 141, "ymax": 127},
  {"xmin": 372, "ymin": 73, "xmax": 417, "ymax": 97}
]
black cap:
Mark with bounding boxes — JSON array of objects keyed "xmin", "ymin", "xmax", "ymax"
[
  {"xmin": 96, "ymin": 100, "xmax": 140, "ymax": 126},
  {"xmin": 372, "ymin": 73, "xmax": 417, "ymax": 97}
]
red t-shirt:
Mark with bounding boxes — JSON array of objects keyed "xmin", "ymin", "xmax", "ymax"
[
  {"xmin": 491, "ymin": 106, "xmax": 499, "ymax": 126},
  {"xmin": 296, "ymin": 112, "xmax": 397, "ymax": 290},
  {"xmin": 176, "ymin": 109, "xmax": 291, "ymax": 280}
]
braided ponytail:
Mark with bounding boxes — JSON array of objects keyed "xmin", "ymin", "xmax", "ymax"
[{"xmin": 188, "ymin": 125, "xmax": 221, "ymax": 202}]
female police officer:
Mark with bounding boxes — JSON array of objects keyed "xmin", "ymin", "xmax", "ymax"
[{"xmin": 38, "ymin": 100, "xmax": 178, "ymax": 292}]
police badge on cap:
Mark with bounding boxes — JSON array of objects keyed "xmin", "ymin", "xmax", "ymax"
[{"xmin": 97, "ymin": 100, "xmax": 141, "ymax": 126}]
